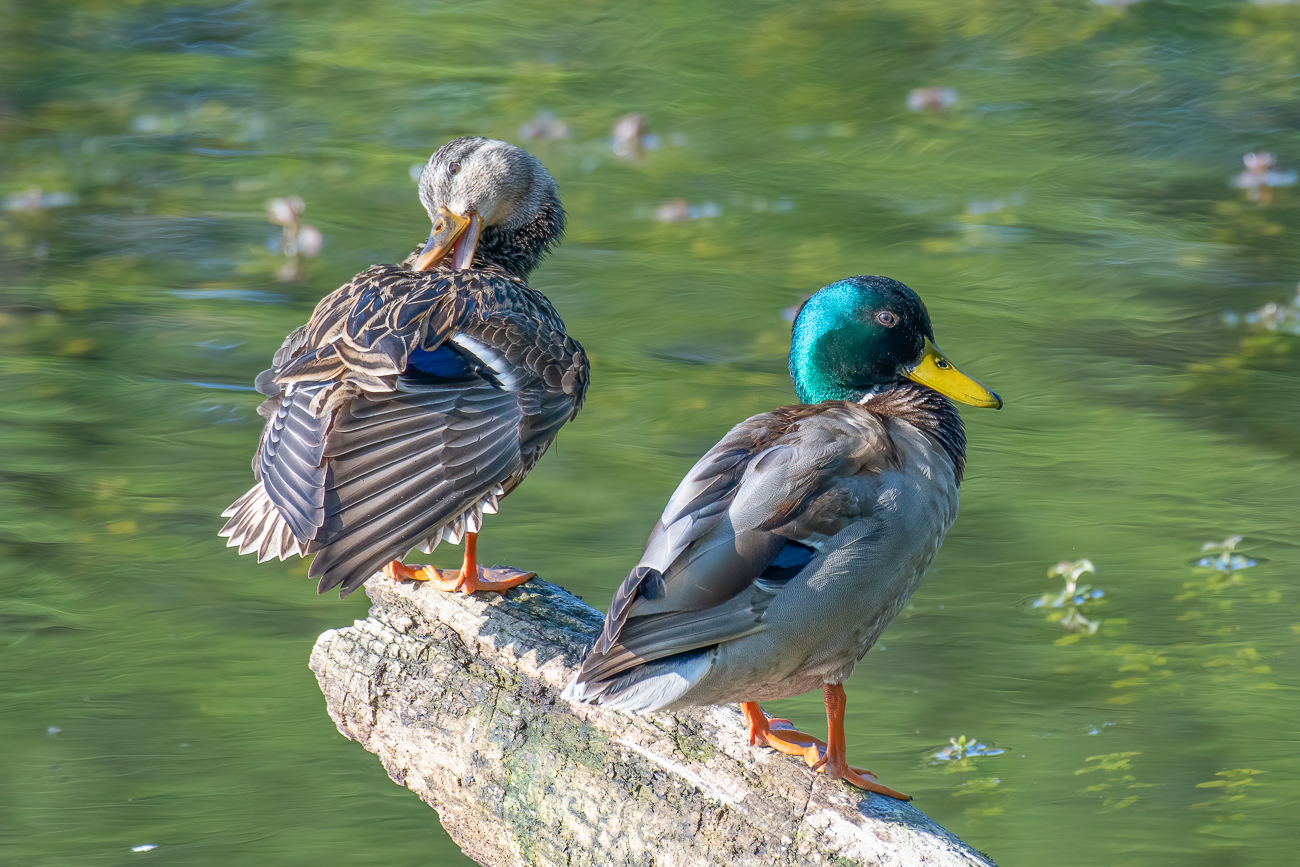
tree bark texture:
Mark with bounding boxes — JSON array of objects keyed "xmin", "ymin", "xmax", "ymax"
[{"xmin": 309, "ymin": 576, "xmax": 998, "ymax": 867}]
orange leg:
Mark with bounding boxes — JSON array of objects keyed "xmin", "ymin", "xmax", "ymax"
[
  {"xmin": 805, "ymin": 684, "xmax": 910, "ymax": 801},
  {"xmin": 382, "ymin": 532, "xmax": 535, "ymax": 595},
  {"xmin": 741, "ymin": 701, "xmax": 825, "ymax": 761}
]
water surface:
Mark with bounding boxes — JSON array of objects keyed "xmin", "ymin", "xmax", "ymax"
[{"xmin": 4, "ymin": 1, "xmax": 1300, "ymax": 864}]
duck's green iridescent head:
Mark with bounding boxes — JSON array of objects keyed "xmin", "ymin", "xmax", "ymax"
[{"xmin": 789, "ymin": 276, "xmax": 1002, "ymax": 408}]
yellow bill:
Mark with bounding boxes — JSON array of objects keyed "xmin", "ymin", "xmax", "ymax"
[
  {"xmin": 413, "ymin": 206, "xmax": 481, "ymax": 271},
  {"xmin": 905, "ymin": 338, "xmax": 1002, "ymax": 409}
]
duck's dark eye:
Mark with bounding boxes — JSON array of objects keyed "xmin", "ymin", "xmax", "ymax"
[
  {"xmin": 448, "ymin": 161, "xmax": 462, "ymax": 176},
  {"xmin": 875, "ymin": 311, "xmax": 898, "ymax": 327}
]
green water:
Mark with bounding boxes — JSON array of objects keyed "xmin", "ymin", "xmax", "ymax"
[{"xmin": 4, "ymin": 1, "xmax": 1300, "ymax": 864}]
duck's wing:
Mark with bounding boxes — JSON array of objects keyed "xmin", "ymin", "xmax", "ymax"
[
  {"xmin": 247, "ymin": 265, "xmax": 587, "ymax": 597},
  {"xmin": 573, "ymin": 403, "xmax": 898, "ymax": 687},
  {"xmin": 245, "ymin": 266, "xmax": 466, "ymax": 544},
  {"xmin": 309, "ymin": 304, "xmax": 587, "ymax": 596},
  {"xmin": 274, "ymin": 265, "xmax": 474, "ymax": 386}
]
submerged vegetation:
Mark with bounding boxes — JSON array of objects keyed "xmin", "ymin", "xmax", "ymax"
[{"xmin": 1034, "ymin": 558, "xmax": 1106, "ymax": 638}]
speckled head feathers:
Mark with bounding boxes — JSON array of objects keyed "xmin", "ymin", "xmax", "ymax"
[{"xmin": 416, "ymin": 137, "xmax": 565, "ymax": 277}]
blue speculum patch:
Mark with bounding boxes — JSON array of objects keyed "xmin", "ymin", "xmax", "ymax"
[{"xmin": 408, "ymin": 344, "xmax": 470, "ymax": 379}]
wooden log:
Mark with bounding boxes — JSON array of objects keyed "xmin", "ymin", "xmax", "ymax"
[{"xmin": 309, "ymin": 576, "xmax": 997, "ymax": 867}]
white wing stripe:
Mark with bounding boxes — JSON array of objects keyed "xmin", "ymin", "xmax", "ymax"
[{"xmin": 450, "ymin": 333, "xmax": 523, "ymax": 391}]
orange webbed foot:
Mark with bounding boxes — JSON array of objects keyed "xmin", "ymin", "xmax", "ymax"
[
  {"xmin": 383, "ymin": 560, "xmax": 534, "ymax": 595},
  {"xmin": 381, "ymin": 530, "xmax": 535, "ymax": 596},
  {"xmin": 457, "ymin": 565, "xmax": 536, "ymax": 595},
  {"xmin": 809, "ymin": 683, "xmax": 912, "ymax": 801},
  {"xmin": 807, "ymin": 747, "xmax": 910, "ymax": 801},
  {"xmin": 384, "ymin": 561, "xmax": 434, "ymax": 584},
  {"xmin": 741, "ymin": 703, "xmax": 826, "ymax": 758},
  {"xmin": 741, "ymin": 700, "xmax": 909, "ymax": 799},
  {"xmin": 383, "ymin": 561, "xmax": 467, "ymax": 592},
  {"xmin": 801, "ymin": 742, "xmax": 878, "ymax": 780}
]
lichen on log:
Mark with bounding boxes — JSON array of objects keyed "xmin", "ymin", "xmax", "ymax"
[{"xmin": 308, "ymin": 576, "xmax": 998, "ymax": 867}]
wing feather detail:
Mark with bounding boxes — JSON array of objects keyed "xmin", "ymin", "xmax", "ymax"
[
  {"xmin": 256, "ymin": 386, "xmax": 330, "ymax": 540},
  {"xmin": 574, "ymin": 403, "xmax": 898, "ymax": 691},
  {"xmin": 220, "ymin": 262, "xmax": 588, "ymax": 596}
]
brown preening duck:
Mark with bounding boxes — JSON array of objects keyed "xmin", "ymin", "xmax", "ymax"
[
  {"xmin": 563, "ymin": 276, "xmax": 999, "ymax": 800},
  {"xmin": 221, "ymin": 137, "xmax": 588, "ymax": 597}
]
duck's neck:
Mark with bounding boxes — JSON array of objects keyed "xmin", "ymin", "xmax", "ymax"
[
  {"xmin": 475, "ymin": 197, "xmax": 566, "ymax": 280},
  {"xmin": 789, "ymin": 306, "xmax": 901, "ymax": 404},
  {"xmin": 790, "ymin": 356, "xmax": 968, "ymax": 482},
  {"xmin": 861, "ymin": 383, "xmax": 968, "ymax": 484},
  {"xmin": 789, "ymin": 332, "xmax": 868, "ymax": 404},
  {"xmin": 790, "ymin": 355, "xmax": 854, "ymax": 403}
]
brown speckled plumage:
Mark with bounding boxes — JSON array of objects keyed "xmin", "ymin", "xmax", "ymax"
[
  {"xmin": 222, "ymin": 263, "xmax": 587, "ymax": 596},
  {"xmin": 221, "ymin": 138, "xmax": 587, "ymax": 597}
]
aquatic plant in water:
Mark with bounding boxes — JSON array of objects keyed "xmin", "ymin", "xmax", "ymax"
[
  {"xmin": 1193, "ymin": 768, "xmax": 1265, "ymax": 834},
  {"xmin": 1177, "ymin": 535, "xmax": 1266, "ymax": 608},
  {"xmin": 1230, "ymin": 152, "xmax": 1297, "ymax": 204},
  {"xmin": 932, "ymin": 735, "xmax": 1006, "ymax": 764},
  {"xmin": 1075, "ymin": 752, "xmax": 1153, "ymax": 811},
  {"xmin": 1192, "ymin": 536, "xmax": 1257, "ymax": 584},
  {"xmin": 266, "ymin": 196, "xmax": 322, "ymax": 282},
  {"xmin": 929, "ymin": 737, "xmax": 1007, "ymax": 815},
  {"xmin": 1034, "ymin": 559, "xmax": 1105, "ymax": 636},
  {"xmin": 1222, "ymin": 285, "xmax": 1300, "ymax": 335}
]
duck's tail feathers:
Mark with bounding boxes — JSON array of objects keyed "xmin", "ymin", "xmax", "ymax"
[
  {"xmin": 219, "ymin": 483, "xmax": 309, "ymax": 562},
  {"xmin": 412, "ymin": 484, "xmax": 504, "ymax": 554},
  {"xmin": 560, "ymin": 648, "xmax": 712, "ymax": 714}
]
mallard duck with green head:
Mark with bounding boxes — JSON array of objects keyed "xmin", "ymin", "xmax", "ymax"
[
  {"xmin": 563, "ymin": 275, "xmax": 999, "ymax": 800},
  {"xmin": 221, "ymin": 137, "xmax": 588, "ymax": 597}
]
